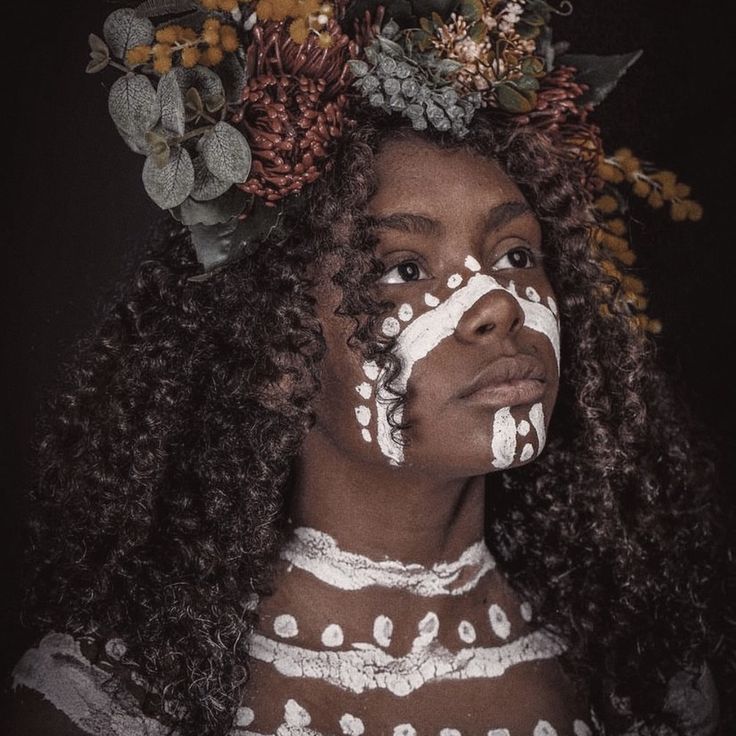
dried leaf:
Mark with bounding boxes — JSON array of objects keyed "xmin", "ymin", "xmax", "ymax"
[
  {"xmin": 103, "ymin": 8, "xmax": 155, "ymax": 59},
  {"xmin": 190, "ymin": 156, "xmax": 233, "ymax": 201},
  {"xmin": 184, "ymin": 88, "xmax": 204, "ymax": 122},
  {"xmin": 142, "ymin": 146, "xmax": 195, "ymax": 208},
  {"xmin": 558, "ymin": 50, "xmax": 643, "ymax": 107},
  {"xmin": 171, "ymin": 186, "xmax": 248, "ymax": 226},
  {"xmin": 86, "ymin": 53, "xmax": 110, "ymax": 74},
  {"xmin": 134, "ymin": 0, "xmax": 198, "ymax": 17},
  {"xmin": 200, "ymin": 122, "xmax": 252, "ymax": 183},
  {"xmin": 378, "ymin": 36, "xmax": 404, "ymax": 56},
  {"xmin": 145, "ymin": 129, "xmax": 171, "ymax": 167},
  {"xmin": 108, "ymin": 73, "xmax": 160, "ymax": 137},
  {"xmin": 346, "ymin": 59, "xmax": 370, "ymax": 78},
  {"xmin": 496, "ymin": 82, "xmax": 535, "ymax": 113},
  {"xmin": 157, "ymin": 71, "xmax": 186, "ymax": 135},
  {"xmin": 172, "ymin": 66, "xmax": 226, "ymax": 113}
]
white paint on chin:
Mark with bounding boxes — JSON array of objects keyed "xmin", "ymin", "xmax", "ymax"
[
  {"xmin": 519, "ymin": 443, "xmax": 534, "ymax": 462},
  {"xmin": 371, "ymin": 272, "xmax": 559, "ymax": 466},
  {"xmin": 458, "ymin": 620, "xmax": 476, "ymax": 644},
  {"xmin": 340, "ymin": 713, "xmax": 366, "ymax": 735},
  {"xmin": 529, "ymin": 402, "xmax": 546, "ymax": 451},
  {"xmin": 517, "ymin": 420, "xmax": 530, "ymax": 436},
  {"xmin": 534, "ymin": 720, "xmax": 558, "ymax": 736},
  {"xmin": 235, "ymin": 706, "xmax": 255, "ymax": 726},
  {"xmin": 321, "ymin": 623, "xmax": 344, "ymax": 647},
  {"xmin": 491, "ymin": 407, "xmax": 517, "ymax": 469}
]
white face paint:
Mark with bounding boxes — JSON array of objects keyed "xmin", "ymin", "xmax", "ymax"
[
  {"xmin": 373, "ymin": 615, "xmax": 393, "ymax": 647},
  {"xmin": 533, "ymin": 720, "xmax": 558, "ymax": 736},
  {"xmin": 274, "ymin": 614, "xmax": 299, "ymax": 638},
  {"xmin": 353, "ymin": 267, "xmax": 560, "ymax": 467},
  {"xmin": 321, "ymin": 623, "xmax": 344, "ymax": 647},
  {"xmin": 488, "ymin": 604, "xmax": 511, "ymax": 640},
  {"xmin": 284, "ymin": 698, "xmax": 311, "ymax": 727},
  {"xmin": 340, "ymin": 713, "xmax": 366, "ymax": 735},
  {"xmin": 520, "ymin": 601, "xmax": 533, "ymax": 622},
  {"xmin": 458, "ymin": 620, "xmax": 477, "ymax": 644}
]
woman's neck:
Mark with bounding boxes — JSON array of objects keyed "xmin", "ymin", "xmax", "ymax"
[{"xmin": 288, "ymin": 426, "xmax": 488, "ymax": 567}]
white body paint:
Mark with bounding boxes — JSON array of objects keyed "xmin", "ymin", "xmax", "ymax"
[
  {"xmin": 354, "ymin": 406, "xmax": 371, "ymax": 427},
  {"xmin": 398, "ymin": 303, "xmax": 414, "ymax": 321},
  {"xmin": 464, "ymin": 255, "xmax": 481, "ymax": 271},
  {"xmin": 458, "ymin": 620, "xmax": 477, "ymax": 644},
  {"xmin": 488, "ymin": 604, "xmax": 511, "ymax": 640},
  {"xmin": 490, "ymin": 408, "xmax": 517, "ymax": 469},
  {"xmin": 340, "ymin": 713, "xmax": 365, "ymax": 735},
  {"xmin": 274, "ymin": 614, "xmax": 299, "ymax": 638},
  {"xmin": 520, "ymin": 601, "xmax": 533, "ymax": 622},
  {"xmin": 361, "ymin": 428, "xmax": 372, "ymax": 443},
  {"xmin": 236, "ymin": 706, "xmax": 256, "ymax": 726},
  {"xmin": 574, "ymin": 720, "xmax": 592, "ymax": 736},
  {"xmin": 284, "ymin": 699, "xmax": 311, "ymax": 727},
  {"xmin": 373, "ymin": 615, "xmax": 393, "ymax": 647},
  {"xmin": 321, "ymin": 624, "xmax": 344, "ymax": 647},
  {"xmin": 247, "ymin": 627, "xmax": 567, "ymax": 696},
  {"xmin": 355, "ymin": 382, "xmax": 372, "ymax": 399},
  {"xmin": 382, "ymin": 317, "xmax": 401, "ymax": 337},
  {"xmin": 280, "ymin": 527, "xmax": 495, "ymax": 596},
  {"xmin": 447, "ymin": 274, "xmax": 463, "ymax": 288},
  {"xmin": 488, "ymin": 730, "xmax": 511, "ymax": 736},
  {"xmin": 424, "ymin": 293, "xmax": 440, "ymax": 307},
  {"xmin": 369, "ymin": 272, "xmax": 560, "ymax": 466},
  {"xmin": 520, "ymin": 443, "xmax": 534, "ymax": 462},
  {"xmin": 394, "ymin": 726, "xmax": 416, "ymax": 736},
  {"xmin": 529, "ymin": 402, "xmax": 546, "ymax": 449},
  {"xmin": 517, "ymin": 420, "xmax": 530, "ymax": 436},
  {"xmin": 525, "ymin": 286, "xmax": 541, "ymax": 302}
]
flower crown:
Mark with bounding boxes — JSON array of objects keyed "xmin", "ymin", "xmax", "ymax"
[{"xmin": 87, "ymin": 0, "xmax": 702, "ymax": 332}]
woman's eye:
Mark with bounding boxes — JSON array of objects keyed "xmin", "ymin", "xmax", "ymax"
[
  {"xmin": 378, "ymin": 260, "xmax": 430, "ymax": 284},
  {"xmin": 492, "ymin": 246, "xmax": 538, "ymax": 271}
]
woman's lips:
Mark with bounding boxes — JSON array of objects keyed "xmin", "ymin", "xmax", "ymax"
[{"xmin": 462, "ymin": 378, "xmax": 546, "ymax": 409}]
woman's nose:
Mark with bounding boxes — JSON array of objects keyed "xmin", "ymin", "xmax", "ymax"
[{"xmin": 455, "ymin": 286, "xmax": 525, "ymax": 342}]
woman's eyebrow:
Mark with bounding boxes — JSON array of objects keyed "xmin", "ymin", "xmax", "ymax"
[{"xmin": 367, "ymin": 201, "xmax": 533, "ymax": 236}]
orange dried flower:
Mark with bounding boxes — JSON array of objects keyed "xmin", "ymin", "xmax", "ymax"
[
  {"xmin": 201, "ymin": 45, "xmax": 224, "ymax": 66},
  {"xmin": 153, "ymin": 55, "xmax": 173, "ymax": 73},
  {"xmin": 220, "ymin": 25, "xmax": 239, "ymax": 52},
  {"xmin": 126, "ymin": 45, "xmax": 152, "ymax": 65},
  {"xmin": 155, "ymin": 26, "xmax": 180, "ymax": 44},
  {"xmin": 181, "ymin": 46, "xmax": 201, "ymax": 67},
  {"xmin": 289, "ymin": 17, "xmax": 310, "ymax": 44},
  {"xmin": 594, "ymin": 194, "xmax": 618, "ymax": 213},
  {"xmin": 632, "ymin": 178, "xmax": 651, "ymax": 197},
  {"xmin": 180, "ymin": 27, "xmax": 199, "ymax": 42}
]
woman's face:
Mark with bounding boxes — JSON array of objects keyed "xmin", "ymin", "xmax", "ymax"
[{"xmin": 308, "ymin": 136, "xmax": 560, "ymax": 479}]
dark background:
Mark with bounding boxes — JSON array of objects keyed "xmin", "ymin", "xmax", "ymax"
[{"xmin": 3, "ymin": 0, "xmax": 734, "ymax": 679}]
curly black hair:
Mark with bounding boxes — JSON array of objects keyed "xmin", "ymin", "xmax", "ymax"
[{"xmin": 19, "ymin": 105, "xmax": 735, "ymax": 735}]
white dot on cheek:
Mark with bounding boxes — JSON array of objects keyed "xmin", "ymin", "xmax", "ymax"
[
  {"xmin": 424, "ymin": 293, "xmax": 440, "ymax": 307},
  {"xmin": 361, "ymin": 428, "xmax": 372, "ymax": 443},
  {"xmin": 447, "ymin": 273, "xmax": 463, "ymax": 289},
  {"xmin": 464, "ymin": 255, "xmax": 481, "ymax": 272},
  {"xmin": 525, "ymin": 286, "xmax": 541, "ymax": 302},
  {"xmin": 382, "ymin": 317, "xmax": 401, "ymax": 336},
  {"xmin": 354, "ymin": 405, "xmax": 371, "ymax": 426},
  {"xmin": 398, "ymin": 303, "xmax": 413, "ymax": 321},
  {"xmin": 273, "ymin": 614, "xmax": 298, "ymax": 638}
]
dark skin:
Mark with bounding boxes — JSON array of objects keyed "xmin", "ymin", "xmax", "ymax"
[
  {"xmin": 245, "ymin": 138, "xmax": 585, "ymax": 733},
  {"xmin": 4, "ymin": 139, "xmax": 580, "ymax": 734}
]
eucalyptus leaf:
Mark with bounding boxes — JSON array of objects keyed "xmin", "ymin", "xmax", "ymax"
[
  {"xmin": 86, "ymin": 53, "xmax": 110, "ymax": 74},
  {"xmin": 134, "ymin": 0, "xmax": 198, "ymax": 17},
  {"xmin": 190, "ymin": 157, "xmax": 234, "ymax": 201},
  {"xmin": 496, "ymin": 82, "xmax": 535, "ymax": 113},
  {"xmin": 378, "ymin": 36, "xmax": 404, "ymax": 57},
  {"xmin": 145, "ymin": 129, "xmax": 171, "ymax": 167},
  {"xmin": 108, "ymin": 73, "xmax": 160, "ymax": 137},
  {"xmin": 436, "ymin": 58, "xmax": 463, "ymax": 75},
  {"xmin": 142, "ymin": 146, "xmax": 195, "ymax": 209},
  {"xmin": 103, "ymin": 8, "xmax": 155, "ymax": 59},
  {"xmin": 200, "ymin": 122, "xmax": 252, "ymax": 183},
  {"xmin": 89, "ymin": 33, "xmax": 109, "ymax": 56},
  {"xmin": 346, "ymin": 59, "xmax": 370, "ymax": 78},
  {"xmin": 157, "ymin": 71, "xmax": 186, "ymax": 136},
  {"xmin": 172, "ymin": 186, "xmax": 248, "ymax": 226},
  {"xmin": 185, "ymin": 88, "xmax": 205, "ymax": 122},
  {"xmin": 558, "ymin": 50, "xmax": 643, "ymax": 107}
]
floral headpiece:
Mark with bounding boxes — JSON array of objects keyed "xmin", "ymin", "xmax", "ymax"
[{"xmin": 87, "ymin": 0, "xmax": 702, "ymax": 332}]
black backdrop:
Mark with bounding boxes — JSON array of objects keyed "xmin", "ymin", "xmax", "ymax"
[{"xmin": 4, "ymin": 1, "xmax": 735, "ymax": 680}]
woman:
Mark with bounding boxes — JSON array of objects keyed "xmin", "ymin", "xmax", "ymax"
[{"xmin": 5, "ymin": 2, "xmax": 733, "ymax": 735}]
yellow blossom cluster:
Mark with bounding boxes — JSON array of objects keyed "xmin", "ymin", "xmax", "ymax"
[
  {"xmin": 200, "ymin": 0, "xmax": 241, "ymax": 10},
  {"xmin": 255, "ymin": 0, "xmax": 335, "ymax": 47},
  {"xmin": 126, "ymin": 19, "xmax": 239, "ymax": 73},
  {"xmin": 596, "ymin": 148, "xmax": 702, "ymax": 222}
]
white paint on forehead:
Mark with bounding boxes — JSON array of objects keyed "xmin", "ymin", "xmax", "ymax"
[
  {"xmin": 464, "ymin": 255, "xmax": 481, "ymax": 271},
  {"xmin": 533, "ymin": 720, "xmax": 558, "ymax": 736},
  {"xmin": 373, "ymin": 615, "xmax": 393, "ymax": 647},
  {"xmin": 284, "ymin": 698, "xmax": 311, "ymax": 727},
  {"xmin": 574, "ymin": 720, "xmax": 592, "ymax": 736},
  {"xmin": 362, "ymin": 360, "xmax": 379, "ymax": 380},
  {"xmin": 280, "ymin": 526, "xmax": 495, "ymax": 596},
  {"xmin": 247, "ymin": 627, "xmax": 568, "ymax": 696},
  {"xmin": 517, "ymin": 419, "xmax": 530, "ymax": 436},
  {"xmin": 274, "ymin": 614, "xmax": 298, "ymax": 638},
  {"xmin": 520, "ymin": 601, "xmax": 533, "ymax": 622},
  {"xmin": 529, "ymin": 402, "xmax": 546, "ymax": 450},
  {"xmin": 382, "ymin": 316, "xmax": 401, "ymax": 337},
  {"xmin": 355, "ymin": 381, "xmax": 372, "ymax": 399},
  {"xmin": 394, "ymin": 726, "xmax": 416, "ymax": 736},
  {"xmin": 361, "ymin": 428, "xmax": 372, "ymax": 443},
  {"xmin": 235, "ymin": 706, "xmax": 255, "ymax": 726},
  {"xmin": 354, "ymin": 406, "xmax": 371, "ymax": 427},
  {"xmin": 424, "ymin": 292, "xmax": 440, "ymax": 307},
  {"xmin": 488, "ymin": 604, "xmax": 511, "ymax": 640},
  {"xmin": 519, "ymin": 443, "xmax": 534, "ymax": 462},
  {"xmin": 340, "ymin": 713, "xmax": 366, "ymax": 735},
  {"xmin": 491, "ymin": 407, "xmax": 517, "ymax": 469},
  {"xmin": 373, "ymin": 272, "xmax": 559, "ymax": 465},
  {"xmin": 447, "ymin": 273, "xmax": 463, "ymax": 288},
  {"xmin": 321, "ymin": 624, "xmax": 344, "ymax": 647},
  {"xmin": 458, "ymin": 620, "xmax": 476, "ymax": 644},
  {"xmin": 525, "ymin": 286, "xmax": 541, "ymax": 302},
  {"xmin": 398, "ymin": 303, "xmax": 414, "ymax": 321}
]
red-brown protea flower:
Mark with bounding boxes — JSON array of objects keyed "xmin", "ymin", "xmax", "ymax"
[{"xmin": 229, "ymin": 15, "xmax": 359, "ymax": 203}]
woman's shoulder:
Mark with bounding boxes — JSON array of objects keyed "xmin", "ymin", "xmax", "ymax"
[{"xmin": 5, "ymin": 631, "xmax": 176, "ymax": 736}]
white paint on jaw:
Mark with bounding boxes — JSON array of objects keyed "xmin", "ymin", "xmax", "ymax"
[
  {"xmin": 247, "ymin": 627, "xmax": 568, "ymax": 696},
  {"xmin": 529, "ymin": 402, "xmax": 546, "ymax": 449},
  {"xmin": 491, "ymin": 408, "xmax": 517, "ymax": 469},
  {"xmin": 440, "ymin": 729, "xmax": 462, "ymax": 736},
  {"xmin": 447, "ymin": 274, "xmax": 463, "ymax": 288},
  {"xmin": 519, "ymin": 443, "xmax": 534, "ymax": 462},
  {"xmin": 517, "ymin": 420, "xmax": 530, "ymax": 436},
  {"xmin": 424, "ymin": 293, "xmax": 440, "ymax": 307},
  {"xmin": 373, "ymin": 615, "xmax": 393, "ymax": 647},
  {"xmin": 280, "ymin": 526, "xmax": 495, "ymax": 596},
  {"xmin": 355, "ymin": 382, "xmax": 372, "ymax": 399},
  {"xmin": 371, "ymin": 272, "xmax": 560, "ymax": 466},
  {"xmin": 573, "ymin": 719, "xmax": 593, "ymax": 736},
  {"xmin": 488, "ymin": 730, "xmax": 511, "ymax": 736},
  {"xmin": 398, "ymin": 303, "xmax": 413, "ymax": 321}
]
